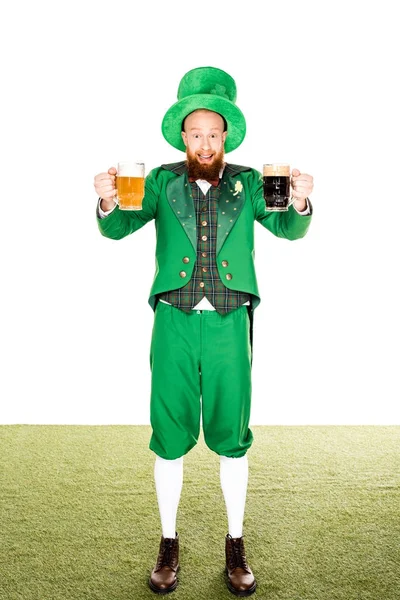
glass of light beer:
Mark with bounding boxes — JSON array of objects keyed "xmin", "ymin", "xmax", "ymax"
[
  {"xmin": 116, "ymin": 161, "xmax": 145, "ymax": 210},
  {"xmin": 263, "ymin": 163, "xmax": 294, "ymax": 212}
]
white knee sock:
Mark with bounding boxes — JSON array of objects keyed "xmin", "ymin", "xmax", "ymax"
[
  {"xmin": 154, "ymin": 456, "xmax": 184, "ymax": 539},
  {"xmin": 220, "ymin": 455, "xmax": 249, "ymax": 538}
]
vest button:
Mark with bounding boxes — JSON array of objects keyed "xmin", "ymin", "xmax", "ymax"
[
  {"xmin": 182, "ymin": 257, "xmax": 190, "ymax": 263},
  {"xmin": 202, "ymin": 252, "xmax": 207, "ymax": 258},
  {"xmin": 221, "ymin": 260, "xmax": 229, "ymax": 267},
  {"xmin": 179, "ymin": 271, "xmax": 187, "ymax": 278},
  {"xmin": 199, "ymin": 282, "xmax": 205, "ymax": 288},
  {"xmin": 202, "ymin": 220, "xmax": 208, "ymax": 226},
  {"xmin": 226, "ymin": 273, "xmax": 232, "ymax": 281},
  {"xmin": 202, "ymin": 235, "xmax": 208, "ymax": 241}
]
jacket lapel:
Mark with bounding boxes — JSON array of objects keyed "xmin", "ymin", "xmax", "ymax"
[
  {"xmin": 216, "ymin": 165, "xmax": 249, "ymax": 255},
  {"xmin": 165, "ymin": 168, "xmax": 197, "ymax": 251}
]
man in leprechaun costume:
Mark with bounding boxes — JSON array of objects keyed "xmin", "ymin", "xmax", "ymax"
[{"xmin": 94, "ymin": 66, "xmax": 313, "ymax": 596}]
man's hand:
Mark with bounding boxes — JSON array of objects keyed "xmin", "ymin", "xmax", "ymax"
[
  {"xmin": 94, "ymin": 167, "xmax": 117, "ymax": 212},
  {"xmin": 291, "ymin": 168, "xmax": 314, "ymax": 212}
]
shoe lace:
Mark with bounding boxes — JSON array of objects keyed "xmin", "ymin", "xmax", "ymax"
[
  {"xmin": 157, "ymin": 538, "xmax": 176, "ymax": 569},
  {"xmin": 228, "ymin": 538, "xmax": 248, "ymax": 571}
]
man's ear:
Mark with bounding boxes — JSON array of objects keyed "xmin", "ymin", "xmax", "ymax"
[
  {"xmin": 222, "ymin": 131, "xmax": 227, "ymax": 144},
  {"xmin": 181, "ymin": 131, "xmax": 188, "ymax": 147}
]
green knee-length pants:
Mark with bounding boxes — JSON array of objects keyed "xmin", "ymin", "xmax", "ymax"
[{"xmin": 149, "ymin": 301, "xmax": 254, "ymax": 459}]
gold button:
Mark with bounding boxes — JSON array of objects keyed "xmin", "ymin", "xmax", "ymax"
[
  {"xmin": 226, "ymin": 273, "xmax": 232, "ymax": 280},
  {"xmin": 221, "ymin": 260, "xmax": 229, "ymax": 267},
  {"xmin": 202, "ymin": 220, "xmax": 208, "ymax": 226},
  {"xmin": 182, "ymin": 257, "xmax": 190, "ymax": 264},
  {"xmin": 179, "ymin": 271, "xmax": 187, "ymax": 278},
  {"xmin": 202, "ymin": 267, "xmax": 207, "ymax": 272},
  {"xmin": 202, "ymin": 252, "xmax": 207, "ymax": 258},
  {"xmin": 202, "ymin": 207, "xmax": 207, "ymax": 212},
  {"xmin": 199, "ymin": 282, "xmax": 205, "ymax": 288},
  {"xmin": 202, "ymin": 235, "xmax": 208, "ymax": 241}
]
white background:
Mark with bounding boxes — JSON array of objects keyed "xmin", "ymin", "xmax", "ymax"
[{"xmin": 1, "ymin": 1, "xmax": 399, "ymax": 425}]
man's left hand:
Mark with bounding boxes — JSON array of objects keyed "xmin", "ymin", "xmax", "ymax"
[{"xmin": 291, "ymin": 168, "xmax": 314, "ymax": 212}]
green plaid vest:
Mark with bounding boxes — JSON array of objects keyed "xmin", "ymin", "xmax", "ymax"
[{"xmin": 158, "ymin": 177, "xmax": 251, "ymax": 314}]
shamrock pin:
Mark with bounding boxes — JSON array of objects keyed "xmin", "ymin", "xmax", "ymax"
[{"xmin": 233, "ymin": 180, "xmax": 243, "ymax": 196}]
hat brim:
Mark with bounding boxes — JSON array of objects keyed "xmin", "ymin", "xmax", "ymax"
[{"xmin": 162, "ymin": 94, "xmax": 246, "ymax": 153}]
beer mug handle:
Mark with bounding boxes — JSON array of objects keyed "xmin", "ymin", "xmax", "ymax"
[{"xmin": 114, "ymin": 174, "xmax": 120, "ymax": 205}]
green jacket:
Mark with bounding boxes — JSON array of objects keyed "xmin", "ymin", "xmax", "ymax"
[{"xmin": 97, "ymin": 161, "xmax": 312, "ymax": 311}]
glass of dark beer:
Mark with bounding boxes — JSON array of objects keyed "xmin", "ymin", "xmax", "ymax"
[{"xmin": 263, "ymin": 163, "xmax": 293, "ymax": 212}]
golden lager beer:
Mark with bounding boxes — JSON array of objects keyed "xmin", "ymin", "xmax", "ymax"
[{"xmin": 117, "ymin": 162, "xmax": 145, "ymax": 210}]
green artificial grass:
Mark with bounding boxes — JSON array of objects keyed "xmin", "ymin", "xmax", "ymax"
[{"xmin": 0, "ymin": 426, "xmax": 399, "ymax": 600}]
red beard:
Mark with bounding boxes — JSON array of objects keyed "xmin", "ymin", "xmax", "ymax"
[{"xmin": 186, "ymin": 147, "xmax": 225, "ymax": 181}]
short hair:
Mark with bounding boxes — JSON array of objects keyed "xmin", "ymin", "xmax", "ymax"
[{"xmin": 181, "ymin": 112, "xmax": 228, "ymax": 133}]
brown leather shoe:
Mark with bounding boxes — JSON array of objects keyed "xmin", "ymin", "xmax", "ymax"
[
  {"xmin": 149, "ymin": 534, "xmax": 179, "ymax": 594},
  {"xmin": 225, "ymin": 534, "xmax": 256, "ymax": 596}
]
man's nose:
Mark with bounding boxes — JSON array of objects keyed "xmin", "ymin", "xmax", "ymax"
[{"xmin": 201, "ymin": 138, "xmax": 211, "ymax": 149}]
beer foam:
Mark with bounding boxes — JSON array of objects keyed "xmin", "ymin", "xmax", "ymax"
[
  {"xmin": 117, "ymin": 162, "xmax": 145, "ymax": 177},
  {"xmin": 263, "ymin": 164, "xmax": 290, "ymax": 177}
]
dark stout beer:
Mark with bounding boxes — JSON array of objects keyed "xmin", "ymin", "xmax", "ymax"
[{"xmin": 263, "ymin": 164, "xmax": 290, "ymax": 212}]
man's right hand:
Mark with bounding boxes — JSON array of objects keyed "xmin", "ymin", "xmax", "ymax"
[{"xmin": 94, "ymin": 167, "xmax": 117, "ymax": 212}]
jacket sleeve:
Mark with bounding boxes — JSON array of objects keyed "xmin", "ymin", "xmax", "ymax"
[
  {"xmin": 96, "ymin": 168, "xmax": 160, "ymax": 240},
  {"xmin": 249, "ymin": 169, "xmax": 312, "ymax": 241}
]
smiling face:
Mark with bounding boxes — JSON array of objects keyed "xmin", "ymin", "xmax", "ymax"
[{"xmin": 181, "ymin": 109, "xmax": 227, "ymax": 180}]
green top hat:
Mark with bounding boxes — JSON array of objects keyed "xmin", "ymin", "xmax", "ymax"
[{"xmin": 162, "ymin": 66, "xmax": 246, "ymax": 154}]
